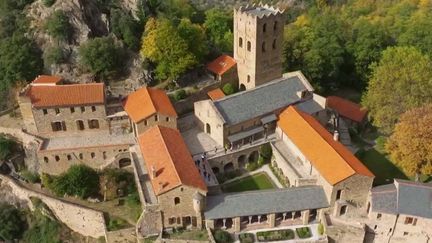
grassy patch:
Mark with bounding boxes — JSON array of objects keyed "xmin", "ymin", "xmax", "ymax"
[
  {"xmin": 222, "ymin": 173, "xmax": 275, "ymax": 193},
  {"xmin": 357, "ymin": 148, "xmax": 407, "ymax": 186},
  {"xmin": 164, "ymin": 229, "xmax": 208, "ymax": 241},
  {"xmin": 256, "ymin": 229, "xmax": 295, "ymax": 241},
  {"xmin": 296, "ymin": 227, "xmax": 312, "ymax": 239},
  {"xmin": 105, "ymin": 214, "xmax": 130, "ymax": 231}
]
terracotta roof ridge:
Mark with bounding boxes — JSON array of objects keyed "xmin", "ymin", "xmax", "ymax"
[
  {"xmin": 144, "ymin": 87, "xmax": 158, "ymax": 117},
  {"xmin": 293, "ymin": 107, "xmax": 357, "ymax": 178},
  {"xmin": 156, "ymin": 126, "xmax": 182, "ymax": 187}
]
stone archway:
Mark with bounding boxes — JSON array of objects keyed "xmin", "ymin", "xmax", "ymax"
[
  {"xmin": 119, "ymin": 158, "xmax": 131, "ymax": 168},
  {"xmin": 239, "ymin": 84, "xmax": 246, "ymax": 91},
  {"xmin": 223, "ymin": 162, "xmax": 234, "ymax": 172},
  {"xmin": 248, "ymin": 151, "xmax": 259, "ymax": 163},
  {"xmin": 238, "ymin": 155, "xmax": 246, "ymax": 168}
]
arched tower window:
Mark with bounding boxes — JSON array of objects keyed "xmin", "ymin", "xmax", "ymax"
[
  {"xmin": 247, "ymin": 75, "xmax": 251, "ymax": 83},
  {"xmin": 274, "ymin": 21, "xmax": 278, "ymax": 31},
  {"xmin": 239, "ymin": 37, "xmax": 243, "ymax": 47},
  {"xmin": 174, "ymin": 197, "xmax": 180, "ymax": 205},
  {"xmin": 263, "ymin": 23, "xmax": 267, "ymax": 33},
  {"xmin": 262, "ymin": 42, "xmax": 266, "ymax": 53},
  {"xmin": 272, "ymin": 39, "xmax": 277, "ymax": 49},
  {"xmin": 247, "ymin": 41, "xmax": 251, "ymax": 51}
]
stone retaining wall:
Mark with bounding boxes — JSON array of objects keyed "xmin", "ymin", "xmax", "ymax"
[{"xmin": 0, "ymin": 175, "xmax": 107, "ymax": 238}]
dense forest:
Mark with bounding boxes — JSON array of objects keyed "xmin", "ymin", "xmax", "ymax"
[{"xmin": 0, "ymin": 0, "xmax": 431, "ymax": 178}]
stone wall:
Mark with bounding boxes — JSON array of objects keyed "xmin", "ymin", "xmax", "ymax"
[
  {"xmin": 0, "ymin": 175, "xmax": 107, "ymax": 238},
  {"xmin": 133, "ymin": 113, "xmax": 177, "ymax": 136},
  {"xmin": 158, "ymin": 186, "xmax": 205, "ymax": 229},
  {"xmin": 194, "ymin": 100, "xmax": 225, "ymax": 146},
  {"xmin": 32, "ymin": 104, "xmax": 108, "ymax": 137},
  {"xmin": 38, "ymin": 144, "xmax": 130, "ymax": 175}
]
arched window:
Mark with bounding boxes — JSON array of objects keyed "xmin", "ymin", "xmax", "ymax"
[
  {"xmin": 272, "ymin": 39, "xmax": 277, "ymax": 49},
  {"xmin": 174, "ymin": 197, "xmax": 180, "ymax": 205},
  {"xmin": 247, "ymin": 41, "xmax": 251, "ymax": 51},
  {"xmin": 91, "ymin": 152, "xmax": 95, "ymax": 159},
  {"xmin": 274, "ymin": 21, "xmax": 278, "ymax": 31},
  {"xmin": 67, "ymin": 154, "xmax": 72, "ymax": 161},
  {"xmin": 247, "ymin": 75, "xmax": 251, "ymax": 83},
  {"xmin": 262, "ymin": 42, "xmax": 266, "ymax": 52},
  {"xmin": 263, "ymin": 23, "xmax": 267, "ymax": 33},
  {"xmin": 44, "ymin": 157, "xmax": 49, "ymax": 163},
  {"xmin": 76, "ymin": 120, "xmax": 85, "ymax": 130},
  {"xmin": 239, "ymin": 37, "xmax": 243, "ymax": 47},
  {"xmin": 88, "ymin": 119, "xmax": 99, "ymax": 129},
  {"xmin": 55, "ymin": 155, "xmax": 60, "ymax": 162},
  {"xmin": 79, "ymin": 153, "xmax": 83, "ymax": 160}
]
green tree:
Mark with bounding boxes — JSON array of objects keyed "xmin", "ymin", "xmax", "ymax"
[
  {"xmin": 0, "ymin": 203, "xmax": 26, "ymax": 241},
  {"xmin": 23, "ymin": 212, "xmax": 60, "ymax": 243},
  {"xmin": 347, "ymin": 18, "xmax": 392, "ymax": 87},
  {"xmin": 173, "ymin": 89, "xmax": 187, "ymax": 101},
  {"xmin": 222, "ymin": 83, "xmax": 236, "ymax": 95},
  {"xmin": 398, "ymin": 11, "xmax": 432, "ymax": 56},
  {"xmin": 178, "ymin": 18, "xmax": 208, "ymax": 62},
  {"xmin": 110, "ymin": 9, "xmax": 142, "ymax": 51},
  {"xmin": 44, "ymin": 10, "xmax": 73, "ymax": 42},
  {"xmin": 160, "ymin": 0, "xmax": 203, "ymax": 24},
  {"xmin": 43, "ymin": 0, "xmax": 56, "ymax": 7},
  {"xmin": 49, "ymin": 165, "xmax": 100, "ymax": 198},
  {"xmin": 362, "ymin": 46, "xmax": 432, "ymax": 134},
  {"xmin": 386, "ymin": 104, "xmax": 432, "ymax": 177},
  {"xmin": 43, "ymin": 46, "xmax": 65, "ymax": 66},
  {"xmin": 0, "ymin": 35, "xmax": 43, "ymax": 91},
  {"xmin": 141, "ymin": 18, "xmax": 197, "ymax": 80},
  {"xmin": 79, "ymin": 37, "xmax": 125, "ymax": 80},
  {"xmin": 204, "ymin": 8, "xmax": 233, "ymax": 53}
]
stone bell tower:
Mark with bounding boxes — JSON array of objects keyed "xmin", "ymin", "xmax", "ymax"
[{"xmin": 234, "ymin": 4, "xmax": 285, "ymax": 90}]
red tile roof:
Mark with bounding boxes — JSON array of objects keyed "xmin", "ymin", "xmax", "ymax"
[
  {"xmin": 206, "ymin": 55, "xmax": 236, "ymax": 75},
  {"xmin": 32, "ymin": 75, "xmax": 63, "ymax": 85},
  {"xmin": 26, "ymin": 83, "xmax": 105, "ymax": 108},
  {"xmin": 122, "ymin": 87, "xmax": 177, "ymax": 123},
  {"xmin": 138, "ymin": 126, "xmax": 207, "ymax": 196},
  {"xmin": 207, "ymin": 88, "xmax": 226, "ymax": 101},
  {"xmin": 326, "ymin": 96, "xmax": 368, "ymax": 123},
  {"xmin": 278, "ymin": 106, "xmax": 373, "ymax": 185}
]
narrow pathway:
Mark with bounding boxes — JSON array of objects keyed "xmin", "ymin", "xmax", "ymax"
[{"xmin": 130, "ymin": 144, "xmax": 157, "ymax": 205}]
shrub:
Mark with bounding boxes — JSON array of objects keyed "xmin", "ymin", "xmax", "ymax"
[
  {"xmin": 20, "ymin": 170, "xmax": 40, "ymax": 183},
  {"xmin": 43, "ymin": 0, "xmax": 56, "ymax": 7},
  {"xmin": 246, "ymin": 161, "xmax": 259, "ymax": 171},
  {"xmin": 375, "ymin": 136, "xmax": 387, "ymax": 153},
  {"xmin": 239, "ymin": 233, "xmax": 254, "ymax": 243},
  {"xmin": 0, "ymin": 203, "xmax": 26, "ymax": 240},
  {"xmin": 174, "ymin": 89, "xmax": 188, "ymax": 101},
  {"xmin": 23, "ymin": 212, "xmax": 60, "ymax": 243},
  {"xmin": 44, "ymin": 10, "xmax": 73, "ymax": 42},
  {"xmin": 256, "ymin": 229, "xmax": 294, "ymax": 241},
  {"xmin": 43, "ymin": 46, "xmax": 65, "ymax": 66},
  {"xmin": 0, "ymin": 135, "xmax": 16, "ymax": 161},
  {"xmin": 259, "ymin": 143, "xmax": 272, "ymax": 160},
  {"xmin": 49, "ymin": 165, "xmax": 99, "ymax": 198},
  {"xmin": 222, "ymin": 83, "xmax": 236, "ymax": 95},
  {"xmin": 318, "ymin": 222, "xmax": 325, "ymax": 235},
  {"xmin": 257, "ymin": 156, "xmax": 266, "ymax": 167},
  {"xmin": 107, "ymin": 217, "xmax": 128, "ymax": 231},
  {"xmin": 110, "ymin": 8, "xmax": 141, "ymax": 50},
  {"xmin": 213, "ymin": 229, "xmax": 232, "ymax": 243},
  {"xmin": 296, "ymin": 227, "xmax": 312, "ymax": 239},
  {"xmin": 79, "ymin": 36, "xmax": 125, "ymax": 80}
]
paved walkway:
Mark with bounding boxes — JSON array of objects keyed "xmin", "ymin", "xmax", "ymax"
[
  {"xmin": 130, "ymin": 144, "xmax": 157, "ymax": 205},
  {"xmin": 234, "ymin": 223, "xmax": 325, "ymax": 243},
  {"xmin": 222, "ymin": 164, "xmax": 283, "ymax": 189}
]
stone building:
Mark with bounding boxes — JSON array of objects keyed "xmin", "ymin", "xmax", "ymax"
[
  {"xmin": 18, "ymin": 75, "xmax": 108, "ymax": 137},
  {"xmin": 205, "ymin": 186, "xmax": 329, "ymax": 232},
  {"xmin": 138, "ymin": 126, "xmax": 207, "ymax": 229},
  {"xmin": 272, "ymin": 106, "xmax": 374, "ymax": 216},
  {"xmin": 326, "ymin": 96, "xmax": 368, "ymax": 127},
  {"xmin": 234, "ymin": 5, "xmax": 284, "ymax": 90},
  {"xmin": 17, "ymin": 75, "xmax": 134, "ymax": 175},
  {"xmin": 366, "ymin": 179, "xmax": 432, "ymax": 242},
  {"xmin": 206, "ymin": 54, "xmax": 238, "ymax": 85},
  {"xmin": 122, "ymin": 87, "xmax": 177, "ymax": 137}
]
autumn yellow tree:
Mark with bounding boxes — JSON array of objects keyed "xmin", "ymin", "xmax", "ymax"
[{"xmin": 386, "ymin": 104, "xmax": 432, "ymax": 177}]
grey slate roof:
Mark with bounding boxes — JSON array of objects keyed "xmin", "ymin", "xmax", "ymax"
[
  {"xmin": 371, "ymin": 179, "xmax": 432, "ymax": 218},
  {"xmin": 295, "ymin": 95, "xmax": 325, "ymax": 115},
  {"xmin": 204, "ymin": 186, "xmax": 329, "ymax": 219},
  {"xmin": 213, "ymin": 72, "xmax": 312, "ymax": 125}
]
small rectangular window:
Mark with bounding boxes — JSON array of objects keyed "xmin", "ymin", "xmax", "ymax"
[
  {"xmin": 144, "ymin": 119, "xmax": 148, "ymax": 126},
  {"xmin": 166, "ymin": 117, "xmax": 170, "ymax": 122},
  {"xmin": 81, "ymin": 106, "xmax": 85, "ymax": 112},
  {"xmin": 91, "ymin": 106, "xmax": 96, "ymax": 112},
  {"xmin": 70, "ymin": 107, "xmax": 75, "ymax": 113},
  {"xmin": 79, "ymin": 153, "xmax": 83, "ymax": 160},
  {"xmin": 55, "ymin": 108, "xmax": 60, "ymax": 114},
  {"xmin": 377, "ymin": 213, "xmax": 382, "ymax": 220},
  {"xmin": 155, "ymin": 115, "xmax": 158, "ymax": 122},
  {"xmin": 43, "ymin": 109, "xmax": 48, "ymax": 115},
  {"xmin": 67, "ymin": 154, "xmax": 72, "ymax": 161}
]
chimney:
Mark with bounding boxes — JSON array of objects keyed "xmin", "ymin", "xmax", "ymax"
[
  {"xmin": 151, "ymin": 166, "xmax": 156, "ymax": 179},
  {"xmin": 333, "ymin": 130, "xmax": 339, "ymax": 141}
]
